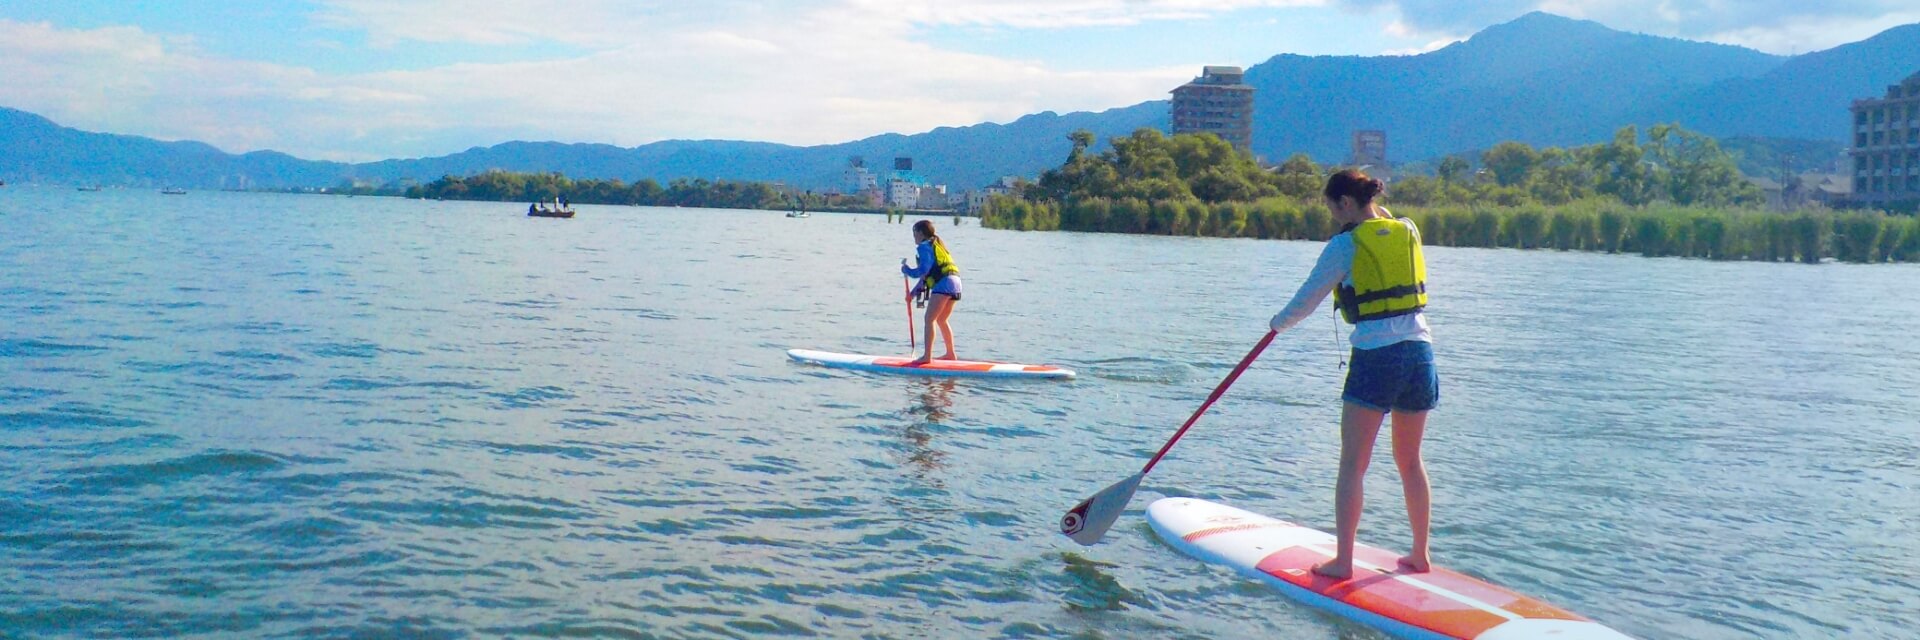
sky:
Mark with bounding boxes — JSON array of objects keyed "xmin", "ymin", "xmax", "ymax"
[{"xmin": 1, "ymin": 1, "xmax": 1914, "ymax": 162}]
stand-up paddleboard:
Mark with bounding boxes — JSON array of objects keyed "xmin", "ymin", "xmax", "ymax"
[
  {"xmin": 1148, "ymin": 498, "xmax": 1633, "ymax": 640},
  {"xmin": 787, "ymin": 349, "xmax": 1074, "ymax": 379}
]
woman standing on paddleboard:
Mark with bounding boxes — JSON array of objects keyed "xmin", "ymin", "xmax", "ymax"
[
  {"xmin": 902, "ymin": 219, "xmax": 962, "ymax": 365},
  {"xmin": 1269, "ymin": 169, "xmax": 1436, "ymax": 580}
]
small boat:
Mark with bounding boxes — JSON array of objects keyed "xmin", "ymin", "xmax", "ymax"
[
  {"xmin": 528, "ymin": 208, "xmax": 575, "ymax": 218},
  {"xmin": 160, "ymin": 188, "xmax": 187, "ymax": 195},
  {"xmin": 77, "ymin": 186, "xmax": 103, "ymax": 192},
  {"xmin": 786, "ymin": 211, "xmax": 811, "ymax": 218}
]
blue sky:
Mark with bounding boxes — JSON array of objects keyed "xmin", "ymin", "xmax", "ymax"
[{"xmin": 1, "ymin": 1, "xmax": 1913, "ymax": 161}]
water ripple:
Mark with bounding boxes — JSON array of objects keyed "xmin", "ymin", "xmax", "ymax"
[{"xmin": 0, "ymin": 194, "xmax": 1912, "ymax": 640}]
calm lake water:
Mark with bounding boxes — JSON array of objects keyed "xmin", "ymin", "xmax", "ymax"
[{"xmin": 2, "ymin": 188, "xmax": 1916, "ymax": 639}]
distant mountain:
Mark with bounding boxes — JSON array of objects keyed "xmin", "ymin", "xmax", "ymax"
[
  {"xmin": 0, "ymin": 11, "xmax": 1913, "ymax": 191},
  {"xmin": 1720, "ymin": 137, "xmax": 1849, "ymax": 177},
  {"xmin": 345, "ymin": 103, "xmax": 1167, "ymax": 191},
  {"xmin": 0, "ymin": 102, "xmax": 1160, "ymax": 191},
  {"xmin": 0, "ymin": 107, "xmax": 344, "ymax": 188},
  {"xmin": 1641, "ymin": 23, "xmax": 1920, "ymax": 140},
  {"xmin": 1245, "ymin": 12, "xmax": 1788, "ymax": 161}
]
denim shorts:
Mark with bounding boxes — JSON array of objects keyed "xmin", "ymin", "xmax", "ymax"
[{"xmin": 1342, "ymin": 340, "xmax": 1439, "ymax": 412}]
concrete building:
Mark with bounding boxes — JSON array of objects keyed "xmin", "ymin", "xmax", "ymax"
[
  {"xmin": 1171, "ymin": 66, "xmax": 1254, "ymax": 153},
  {"xmin": 1848, "ymin": 71, "xmax": 1920, "ymax": 207},
  {"xmin": 975, "ymin": 191, "xmax": 996, "ymax": 212},
  {"xmin": 844, "ymin": 156, "xmax": 878, "ymax": 194},
  {"xmin": 1349, "ymin": 130, "xmax": 1387, "ymax": 167},
  {"xmin": 916, "ymin": 185, "xmax": 947, "ymax": 210},
  {"xmin": 949, "ymin": 190, "xmax": 972, "ymax": 213},
  {"xmin": 1348, "ymin": 130, "xmax": 1392, "ymax": 180},
  {"xmin": 887, "ymin": 179, "xmax": 919, "ymax": 209}
]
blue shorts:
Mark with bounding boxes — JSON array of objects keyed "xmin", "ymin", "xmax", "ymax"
[
  {"xmin": 1341, "ymin": 340, "xmax": 1438, "ymax": 412},
  {"xmin": 929, "ymin": 275, "xmax": 962, "ymax": 301}
]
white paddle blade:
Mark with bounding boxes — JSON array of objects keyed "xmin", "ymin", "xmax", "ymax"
[{"xmin": 1060, "ymin": 472, "xmax": 1144, "ymax": 546}]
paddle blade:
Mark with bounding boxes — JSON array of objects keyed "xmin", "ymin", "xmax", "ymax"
[{"xmin": 1060, "ymin": 472, "xmax": 1143, "ymax": 546}]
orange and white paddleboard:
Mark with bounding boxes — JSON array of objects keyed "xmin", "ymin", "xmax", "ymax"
[
  {"xmin": 1147, "ymin": 498, "xmax": 1634, "ymax": 640},
  {"xmin": 786, "ymin": 349, "xmax": 1075, "ymax": 379}
]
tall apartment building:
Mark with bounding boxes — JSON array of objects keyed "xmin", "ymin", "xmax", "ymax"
[
  {"xmin": 1349, "ymin": 130, "xmax": 1388, "ymax": 167},
  {"xmin": 1849, "ymin": 71, "xmax": 1920, "ymax": 206},
  {"xmin": 843, "ymin": 156, "xmax": 877, "ymax": 194},
  {"xmin": 1171, "ymin": 66, "xmax": 1254, "ymax": 153}
]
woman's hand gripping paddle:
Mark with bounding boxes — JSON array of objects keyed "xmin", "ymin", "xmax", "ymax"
[{"xmin": 1060, "ymin": 331, "xmax": 1277, "ymax": 546}]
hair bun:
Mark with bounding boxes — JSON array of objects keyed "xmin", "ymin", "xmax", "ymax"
[{"xmin": 1323, "ymin": 168, "xmax": 1383, "ymax": 206}]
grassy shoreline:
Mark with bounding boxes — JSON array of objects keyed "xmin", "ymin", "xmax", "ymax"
[{"xmin": 980, "ymin": 196, "xmax": 1920, "ymax": 264}]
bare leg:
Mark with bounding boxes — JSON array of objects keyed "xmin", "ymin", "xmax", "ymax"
[
  {"xmin": 932, "ymin": 295, "xmax": 957, "ymax": 359},
  {"xmin": 909, "ymin": 297, "xmax": 940, "ymax": 365},
  {"xmin": 1391, "ymin": 409, "xmax": 1432, "ymax": 572},
  {"xmin": 1312, "ymin": 402, "xmax": 1387, "ymax": 580}
]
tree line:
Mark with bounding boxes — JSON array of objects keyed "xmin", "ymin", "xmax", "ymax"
[
  {"xmin": 400, "ymin": 170, "xmax": 883, "ymax": 212},
  {"xmin": 982, "ymin": 126, "xmax": 1920, "ymax": 264},
  {"xmin": 1392, "ymin": 125, "xmax": 1761, "ymax": 208}
]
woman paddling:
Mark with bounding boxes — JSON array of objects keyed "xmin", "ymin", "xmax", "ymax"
[
  {"xmin": 901, "ymin": 219, "xmax": 962, "ymax": 365},
  {"xmin": 1268, "ymin": 169, "xmax": 1437, "ymax": 580}
]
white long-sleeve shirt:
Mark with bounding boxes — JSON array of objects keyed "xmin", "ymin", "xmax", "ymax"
[{"xmin": 1269, "ymin": 218, "xmax": 1432, "ymax": 350}]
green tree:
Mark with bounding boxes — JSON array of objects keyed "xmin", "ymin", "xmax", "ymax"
[
  {"xmin": 1436, "ymin": 156, "xmax": 1471, "ymax": 184},
  {"xmin": 1646, "ymin": 124, "xmax": 1762, "ymax": 207},
  {"xmin": 1589, "ymin": 126, "xmax": 1659, "ymax": 206},
  {"xmin": 1067, "ymin": 129, "xmax": 1096, "ymax": 162},
  {"xmin": 1526, "ymin": 147, "xmax": 1595, "ymax": 204},
  {"xmin": 1274, "ymin": 153, "xmax": 1323, "ymax": 199},
  {"xmin": 1482, "ymin": 142, "xmax": 1541, "ymax": 187}
]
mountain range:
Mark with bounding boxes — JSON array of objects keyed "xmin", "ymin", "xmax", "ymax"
[{"xmin": 1, "ymin": 12, "xmax": 1913, "ymax": 192}]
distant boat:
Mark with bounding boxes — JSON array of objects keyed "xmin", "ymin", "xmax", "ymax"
[
  {"xmin": 786, "ymin": 211, "xmax": 811, "ymax": 218},
  {"xmin": 160, "ymin": 188, "xmax": 187, "ymax": 195},
  {"xmin": 77, "ymin": 185, "xmax": 102, "ymax": 192}
]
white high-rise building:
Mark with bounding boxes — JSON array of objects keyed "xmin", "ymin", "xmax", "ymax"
[
  {"xmin": 887, "ymin": 179, "xmax": 919, "ymax": 209},
  {"xmin": 845, "ymin": 166, "xmax": 877, "ymax": 194}
]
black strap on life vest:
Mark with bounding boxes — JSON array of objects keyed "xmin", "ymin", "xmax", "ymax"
[{"xmin": 1349, "ymin": 282, "xmax": 1426, "ymax": 304}]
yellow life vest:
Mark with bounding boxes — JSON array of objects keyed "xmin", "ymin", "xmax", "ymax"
[
  {"xmin": 922, "ymin": 238, "xmax": 960, "ymax": 291},
  {"xmin": 1334, "ymin": 217, "xmax": 1427, "ymax": 324}
]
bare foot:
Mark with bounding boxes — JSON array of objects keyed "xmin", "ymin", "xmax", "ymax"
[
  {"xmin": 907, "ymin": 356, "xmax": 931, "ymax": 366},
  {"xmin": 938, "ymin": 352, "xmax": 957, "ymax": 361},
  {"xmin": 1310, "ymin": 559, "xmax": 1352, "ymax": 581},
  {"xmin": 1397, "ymin": 554, "xmax": 1431, "ymax": 573}
]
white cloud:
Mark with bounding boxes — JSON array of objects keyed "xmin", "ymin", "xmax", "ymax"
[
  {"xmin": 1380, "ymin": 36, "xmax": 1465, "ymax": 55},
  {"xmin": 311, "ymin": 0, "xmax": 652, "ymax": 47},
  {"xmin": 312, "ymin": 0, "xmax": 1333, "ymax": 43},
  {"xmin": 1697, "ymin": 9, "xmax": 1920, "ymax": 54},
  {"xmin": 1357, "ymin": 0, "xmax": 1919, "ymax": 53},
  {"xmin": 847, "ymin": 0, "xmax": 1329, "ymax": 29},
  {"xmin": 0, "ymin": 6, "xmax": 1199, "ymax": 161},
  {"xmin": 0, "ymin": 1, "xmax": 1912, "ymax": 163}
]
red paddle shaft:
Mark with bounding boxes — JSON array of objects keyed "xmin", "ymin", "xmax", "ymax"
[
  {"xmin": 1138, "ymin": 331, "xmax": 1277, "ymax": 475},
  {"xmin": 905, "ymin": 277, "xmax": 916, "ymax": 350}
]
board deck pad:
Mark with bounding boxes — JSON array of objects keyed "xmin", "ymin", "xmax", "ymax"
[
  {"xmin": 787, "ymin": 349, "xmax": 1074, "ymax": 379},
  {"xmin": 1147, "ymin": 498, "xmax": 1634, "ymax": 640}
]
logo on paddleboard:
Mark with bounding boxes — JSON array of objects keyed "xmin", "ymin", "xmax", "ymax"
[{"xmin": 1061, "ymin": 507, "xmax": 1086, "ymax": 535}]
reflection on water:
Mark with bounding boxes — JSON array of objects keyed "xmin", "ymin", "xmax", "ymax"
[{"xmin": 901, "ymin": 379, "xmax": 956, "ymax": 479}]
